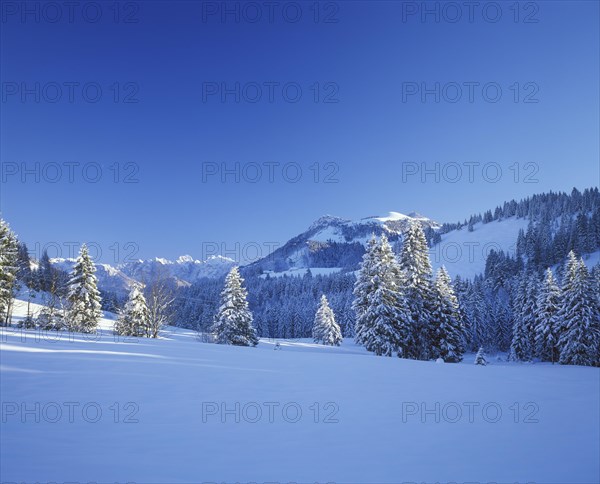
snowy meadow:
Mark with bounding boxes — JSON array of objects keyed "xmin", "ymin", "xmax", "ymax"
[{"xmin": 1, "ymin": 313, "xmax": 599, "ymax": 483}]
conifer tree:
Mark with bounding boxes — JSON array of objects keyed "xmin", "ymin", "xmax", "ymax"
[
  {"xmin": 312, "ymin": 295, "xmax": 342, "ymax": 346},
  {"xmin": 523, "ymin": 272, "xmax": 540, "ymax": 352},
  {"xmin": 212, "ymin": 266, "xmax": 258, "ymax": 346},
  {"xmin": 591, "ymin": 264, "xmax": 600, "ymax": 326},
  {"xmin": 491, "ymin": 296, "xmax": 513, "ymax": 352},
  {"xmin": 0, "ymin": 219, "xmax": 19, "ymax": 326},
  {"xmin": 65, "ymin": 244, "xmax": 103, "ymax": 333},
  {"xmin": 558, "ymin": 254, "xmax": 599, "ymax": 366},
  {"xmin": 509, "ymin": 271, "xmax": 533, "ymax": 361},
  {"xmin": 431, "ymin": 267, "xmax": 465, "ymax": 362},
  {"xmin": 464, "ymin": 282, "xmax": 488, "ymax": 351},
  {"xmin": 37, "ymin": 250, "xmax": 54, "ymax": 292},
  {"xmin": 398, "ymin": 221, "xmax": 434, "ymax": 360},
  {"xmin": 115, "ymin": 284, "xmax": 151, "ymax": 337},
  {"xmin": 361, "ymin": 235, "xmax": 412, "ymax": 357},
  {"xmin": 534, "ymin": 268, "xmax": 561, "ymax": 363},
  {"xmin": 352, "ymin": 235, "xmax": 379, "ymax": 345},
  {"xmin": 474, "ymin": 346, "xmax": 487, "ymax": 365}
]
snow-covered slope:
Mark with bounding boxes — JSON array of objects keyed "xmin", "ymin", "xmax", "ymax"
[
  {"xmin": 430, "ymin": 217, "xmax": 530, "ymax": 279},
  {"xmin": 2, "ymin": 297, "xmax": 598, "ymax": 483},
  {"xmin": 9, "ymin": 291, "xmax": 118, "ymax": 332}
]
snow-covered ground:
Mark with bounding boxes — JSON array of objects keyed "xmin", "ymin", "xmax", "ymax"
[{"xmin": 1, "ymin": 298, "xmax": 598, "ymax": 483}]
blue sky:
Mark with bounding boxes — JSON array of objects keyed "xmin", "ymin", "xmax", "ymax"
[{"xmin": 1, "ymin": 0, "xmax": 599, "ymax": 263}]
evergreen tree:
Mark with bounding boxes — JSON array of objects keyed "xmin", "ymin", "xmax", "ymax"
[
  {"xmin": 558, "ymin": 254, "xmax": 599, "ymax": 366},
  {"xmin": 509, "ymin": 273, "xmax": 532, "ymax": 361},
  {"xmin": 16, "ymin": 242, "xmax": 32, "ymax": 288},
  {"xmin": 312, "ymin": 294, "xmax": 342, "ymax": 346},
  {"xmin": 464, "ymin": 282, "xmax": 488, "ymax": 351},
  {"xmin": 212, "ymin": 266, "xmax": 258, "ymax": 346},
  {"xmin": 591, "ymin": 264, "xmax": 600, "ymax": 324},
  {"xmin": 65, "ymin": 244, "xmax": 103, "ymax": 333},
  {"xmin": 474, "ymin": 346, "xmax": 487, "ymax": 365},
  {"xmin": 534, "ymin": 268, "xmax": 561, "ymax": 363},
  {"xmin": 398, "ymin": 221, "xmax": 434, "ymax": 360},
  {"xmin": 352, "ymin": 235, "xmax": 379, "ymax": 345},
  {"xmin": 523, "ymin": 272, "xmax": 540, "ymax": 353},
  {"xmin": 15, "ymin": 243, "xmax": 37, "ymax": 329},
  {"xmin": 0, "ymin": 219, "xmax": 19, "ymax": 326},
  {"xmin": 361, "ymin": 235, "xmax": 412, "ymax": 357},
  {"xmin": 431, "ymin": 267, "xmax": 464, "ymax": 362},
  {"xmin": 115, "ymin": 284, "xmax": 151, "ymax": 337},
  {"xmin": 37, "ymin": 250, "xmax": 54, "ymax": 292},
  {"xmin": 490, "ymin": 290, "xmax": 513, "ymax": 352}
]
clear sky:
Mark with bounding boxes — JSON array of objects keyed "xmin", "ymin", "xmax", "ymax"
[{"xmin": 1, "ymin": 0, "xmax": 599, "ymax": 264}]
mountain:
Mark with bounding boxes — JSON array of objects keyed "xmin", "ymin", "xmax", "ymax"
[
  {"xmin": 119, "ymin": 255, "xmax": 236, "ymax": 285},
  {"xmin": 51, "ymin": 255, "xmax": 236, "ymax": 296},
  {"xmin": 50, "ymin": 188, "xmax": 600, "ymax": 289},
  {"xmin": 244, "ymin": 211, "xmax": 441, "ymax": 276}
]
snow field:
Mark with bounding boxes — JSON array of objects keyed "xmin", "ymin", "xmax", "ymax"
[{"xmin": 1, "ymin": 299, "xmax": 599, "ymax": 483}]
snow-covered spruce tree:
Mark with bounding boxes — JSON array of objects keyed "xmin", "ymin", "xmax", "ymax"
[
  {"xmin": 534, "ymin": 268, "xmax": 561, "ymax": 363},
  {"xmin": 352, "ymin": 235, "xmax": 380, "ymax": 345},
  {"xmin": 361, "ymin": 235, "xmax": 412, "ymax": 357},
  {"xmin": 398, "ymin": 220, "xmax": 434, "ymax": 360},
  {"xmin": 0, "ymin": 219, "xmax": 19, "ymax": 326},
  {"xmin": 463, "ymin": 281, "xmax": 488, "ymax": 352},
  {"xmin": 555, "ymin": 251, "xmax": 579, "ymax": 340},
  {"xmin": 431, "ymin": 267, "xmax": 464, "ymax": 362},
  {"xmin": 115, "ymin": 285, "xmax": 151, "ymax": 337},
  {"xmin": 592, "ymin": 264, "xmax": 600, "ymax": 296},
  {"xmin": 491, "ymin": 295, "xmax": 513, "ymax": 352},
  {"xmin": 65, "ymin": 244, "xmax": 103, "ymax": 333},
  {"xmin": 523, "ymin": 272, "xmax": 540, "ymax": 354},
  {"xmin": 312, "ymin": 294, "xmax": 342, "ymax": 346},
  {"xmin": 591, "ymin": 264, "xmax": 600, "ymax": 327},
  {"xmin": 474, "ymin": 346, "xmax": 487, "ymax": 365},
  {"xmin": 509, "ymin": 271, "xmax": 533, "ymax": 362},
  {"xmin": 452, "ymin": 276, "xmax": 470, "ymax": 349},
  {"xmin": 558, "ymin": 255, "xmax": 599, "ymax": 366},
  {"xmin": 18, "ymin": 244, "xmax": 38, "ymax": 329},
  {"xmin": 212, "ymin": 266, "xmax": 258, "ymax": 346}
]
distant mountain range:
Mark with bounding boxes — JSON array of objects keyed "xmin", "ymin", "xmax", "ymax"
[
  {"xmin": 49, "ymin": 187, "xmax": 600, "ymax": 296},
  {"xmin": 50, "ymin": 211, "xmax": 441, "ymax": 296},
  {"xmin": 51, "ymin": 255, "xmax": 236, "ymax": 297}
]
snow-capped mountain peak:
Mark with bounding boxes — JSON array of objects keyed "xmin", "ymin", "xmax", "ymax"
[
  {"xmin": 50, "ymin": 254, "xmax": 236, "ymax": 297},
  {"xmin": 176, "ymin": 255, "xmax": 196, "ymax": 264},
  {"xmin": 246, "ymin": 211, "xmax": 440, "ymax": 275}
]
